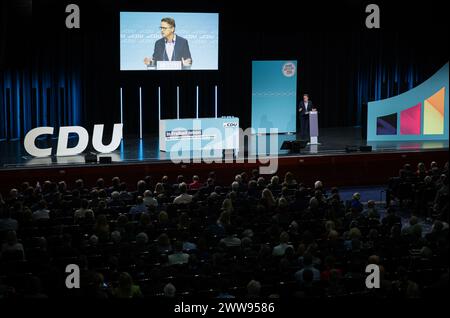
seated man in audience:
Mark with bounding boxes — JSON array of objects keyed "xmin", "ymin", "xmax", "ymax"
[
  {"xmin": 272, "ymin": 232, "xmax": 294, "ymax": 257},
  {"xmin": 74, "ymin": 199, "xmax": 94, "ymax": 221},
  {"xmin": 108, "ymin": 191, "xmax": 125, "ymax": 209},
  {"xmin": 168, "ymin": 241, "xmax": 190, "ymax": 265},
  {"xmin": 180, "ymin": 232, "xmax": 197, "ymax": 252},
  {"xmin": 173, "ymin": 183, "xmax": 193, "ymax": 205},
  {"xmin": 189, "ymin": 175, "xmax": 202, "ymax": 191},
  {"xmin": 295, "ymin": 253, "xmax": 321, "ymax": 285},
  {"xmin": 0, "ymin": 208, "xmax": 18, "ymax": 232},
  {"xmin": 128, "ymin": 196, "xmax": 148, "ymax": 219},
  {"xmin": 32, "ymin": 200, "xmax": 50, "ymax": 221},
  {"xmin": 142, "ymin": 190, "xmax": 158, "ymax": 208},
  {"xmin": 220, "ymin": 225, "xmax": 241, "ymax": 247},
  {"xmin": 401, "ymin": 216, "xmax": 423, "ymax": 239},
  {"xmin": 118, "ymin": 182, "xmax": 134, "ymax": 202}
]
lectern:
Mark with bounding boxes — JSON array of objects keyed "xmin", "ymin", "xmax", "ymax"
[
  {"xmin": 308, "ymin": 111, "xmax": 320, "ymax": 145},
  {"xmin": 146, "ymin": 61, "xmax": 182, "ymax": 70},
  {"xmin": 157, "ymin": 61, "xmax": 182, "ymax": 70}
]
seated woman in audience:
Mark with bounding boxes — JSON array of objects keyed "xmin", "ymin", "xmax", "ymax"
[{"xmin": 261, "ymin": 189, "xmax": 276, "ymax": 211}]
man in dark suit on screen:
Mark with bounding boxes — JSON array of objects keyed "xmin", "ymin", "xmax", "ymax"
[
  {"xmin": 298, "ymin": 94, "xmax": 317, "ymax": 139},
  {"xmin": 144, "ymin": 17, "xmax": 192, "ymax": 68}
]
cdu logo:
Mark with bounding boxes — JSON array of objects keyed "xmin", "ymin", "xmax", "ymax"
[
  {"xmin": 223, "ymin": 122, "xmax": 238, "ymax": 128},
  {"xmin": 282, "ymin": 62, "xmax": 296, "ymax": 77},
  {"xmin": 365, "ymin": 264, "xmax": 380, "ymax": 289}
]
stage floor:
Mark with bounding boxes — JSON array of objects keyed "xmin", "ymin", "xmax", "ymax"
[{"xmin": 1, "ymin": 127, "xmax": 448, "ymax": 170}]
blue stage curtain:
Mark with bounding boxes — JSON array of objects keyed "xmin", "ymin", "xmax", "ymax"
[{"xmin": 0, "ymin": 65, "xmax": 82, "ymax": 141}]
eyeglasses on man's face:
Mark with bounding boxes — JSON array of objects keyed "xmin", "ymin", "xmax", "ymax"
[{"xmin": 159, "ymin": 26, "xmax": 173, "ymax": 30}]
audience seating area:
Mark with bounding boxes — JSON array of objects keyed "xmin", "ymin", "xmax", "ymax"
[{"xmin": 0, "ymin": 160, "xmax": 448, "ymax": 298}]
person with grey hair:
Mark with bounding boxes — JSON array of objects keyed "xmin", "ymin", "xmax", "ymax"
[
  {"xmin": 108, "ymin": 191, "xmax": 125, "ymax": 209},
  {"xmin": 231, "ymin": 181, "xmax": 240, "ymax": 193},
  {"xmin": 256, "ymin": 177, "xmax": 266, "ymax": 191},
  {"xmin": 189, "ymin": 175, "xmax": 202, "ymax": 190},
  {"xmin": 402, "ymin": 216, "xmax": 422, "ymax": 239},
  {"xmin": 267, "ymin": 175, "xmax": 281, "ymax": 192},
  {"xmin": 143, "ymin": 190, "xmax": 158, "ymax": 208},
  {"xmin": 7, "ymin": 188, "xmax": 19, "ymax": 203},
  {"xmin": 314, "ymin": 180, "xmax": 323, "ymax": 191},
  {"xmin": 173, "ymin": 183, "xmax": 193, "ymax": 205},
  {"xmin": 233, "ymin": 173, "xmax": 247, "ymax": 193}
]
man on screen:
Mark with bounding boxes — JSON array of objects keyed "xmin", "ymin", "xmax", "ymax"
[
  {"xmin": 298, "ymin": 94, "xmax": 317, "ymax": 139},
  {"xmin": 143, "ymin": 17, "xmax": 192, "ymax": 68}
]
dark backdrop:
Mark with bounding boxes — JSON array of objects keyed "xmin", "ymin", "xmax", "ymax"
[{"xmin": 1, "ymin": 0, "xmax": 448, "ymax": 139}]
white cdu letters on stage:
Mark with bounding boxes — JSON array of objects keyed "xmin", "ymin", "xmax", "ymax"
[{"xmin": 24, "ymin": 124, "xmax": 123, "ymax": 157}]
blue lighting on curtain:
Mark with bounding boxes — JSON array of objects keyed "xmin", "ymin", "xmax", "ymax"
[
  {"xmin": 120, "ymin": 139, "xmax": 124, "ymax": 161},
  {"xmin": 138, "ymin": 139, "xmax": 144, "ymax": 161},
  {"xmin": 0, "ymin": 67, "xmax": 82, "ymax": 140},
  {"xmin": 355, "ymin": 60, "xmax": 424, "ymax": 126}
]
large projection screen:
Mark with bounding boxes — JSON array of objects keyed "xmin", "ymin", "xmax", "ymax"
[{"xmin": 120, "ymin": 12, "xmax": 219, "ymax": 71}]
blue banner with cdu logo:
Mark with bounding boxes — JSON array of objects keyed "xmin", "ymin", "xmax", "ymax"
[{"xmin": 251, "ymin": 61, "xmax": 298, "ymax": 133}]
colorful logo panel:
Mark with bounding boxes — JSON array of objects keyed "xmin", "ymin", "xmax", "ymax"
[
  {"xmin": 424, "ymin": 87, "xmax": 445, "ymax": 135},
  {"xmin": 400, "ymin": 103, "xmax": 421, "ymax": 135},
  {"xmin": 367, "ymin": 63, "xmax": 449, "ymax": 141},
  {"xmin": 377, "ymin": 113, "xmax": 397, "ymax": 135}
]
